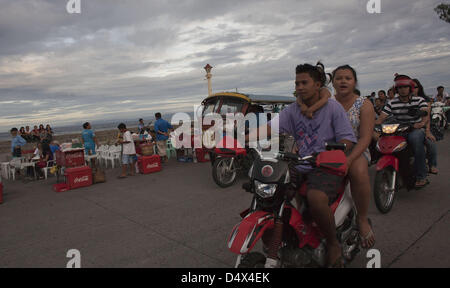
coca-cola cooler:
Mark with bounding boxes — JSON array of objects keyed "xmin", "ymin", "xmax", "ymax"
[
  {"xmin": 138, "ymin": 155, "xmax": 161, "ymax": 174},
  {"xmin": 56, "ymin": 149, "xmax": 85, "ymax": 168},
  {"xmin": 195, "ymin": 148, "xmax": 210, "ymax": 163},
  {"xmin": 65, "ymin": 166, "xmax": 92, "ymax": 189}
]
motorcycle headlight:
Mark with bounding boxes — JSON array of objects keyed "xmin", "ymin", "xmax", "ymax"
[
  {"xmin": 254, "ymin": 180, "xmax": 278, "ymax": 198},
  {"xmin": 382, "ymin": 124, "xmax": 400, "ymax": 134}
]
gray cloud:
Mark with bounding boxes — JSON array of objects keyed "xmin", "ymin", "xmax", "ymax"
[{"xmin": 0, "ymin": 0, "xmax": 449, "ymax": 130}]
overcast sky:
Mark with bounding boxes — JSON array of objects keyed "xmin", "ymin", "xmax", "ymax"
[{"xmin": 0, "ymin": 0, "xmax": 449, "ymax": 130}]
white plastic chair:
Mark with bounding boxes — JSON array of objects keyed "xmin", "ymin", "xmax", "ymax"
[
  {"xmin": 41, "ymin": 160, "xmax": 56, "ymax": 180},
  {"xmin": 1, "ymin": 162, "xmax": 10, "ymax": 180},
  {"xmin": 103, "ymin": 145, "xmax": 121, "ymax": 169},
  {"xmin": 8, "ymin": 158, "xmax": 23, "ymax": 181}
]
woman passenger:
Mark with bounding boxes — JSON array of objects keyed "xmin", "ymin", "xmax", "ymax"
[{"xmin": 332, "ymin": 65, "xmax": 376, "ymax": 249}]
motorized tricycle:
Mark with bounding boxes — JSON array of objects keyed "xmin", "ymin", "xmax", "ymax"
[{"xmin": 200, "ymin": 92, "xmax": 295, "ymax": 188}]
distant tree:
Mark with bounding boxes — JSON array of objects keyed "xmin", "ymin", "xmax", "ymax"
[{"xmin": 435, "ymin": 3, "xmax": 450, "ymax": 23}]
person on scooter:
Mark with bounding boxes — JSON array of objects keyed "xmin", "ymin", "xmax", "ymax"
[
  {"xmin": 413, "ymin": 79, "xmax": 438, "ymax": 175},
  {"xmin": 376, "ymin": 74, "xmax": 429, "ymax": 189},
  {"xmin": 267, "ymin": 63, "xmax": 356, "ymax": 267},
  {"xmin": 332, "ymin": 65, "xmax": 376, "ymax": 249}
]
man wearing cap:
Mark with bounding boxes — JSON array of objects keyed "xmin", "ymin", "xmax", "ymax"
[{"xmin": 376, "ymin": 74, "xmax": 429, "ymax": 188}]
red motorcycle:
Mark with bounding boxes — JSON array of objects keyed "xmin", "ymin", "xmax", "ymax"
[
  {"xmin": 373, "ymin": 110, "xmax": 428, "ymax": 213},
  {"xmin": 209, "ymin": 134, "xmax": 255, "ymax": 188},
  {"xmin": 227, "ymin": 141, "xmax": 361, "ymax": 268}
]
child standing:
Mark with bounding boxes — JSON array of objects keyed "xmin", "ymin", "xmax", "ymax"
[{"xmin": 117, "ymin": 123, "xmax": 136, "ymax": 178}]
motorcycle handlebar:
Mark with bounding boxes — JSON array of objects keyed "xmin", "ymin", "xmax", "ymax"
[{"xmin": 278, "ymin": 152, "xmax": 315, "ymax": 165}]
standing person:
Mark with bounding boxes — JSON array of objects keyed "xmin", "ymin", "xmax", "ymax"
[
  {"xmin": 436, "ymin": 86, "xmax": 450, "ymax": 121},
  {"xmin": 24, "ymin": 126, "xmax": 32, "ymax": 142},
  {"xmin": 435, "ymin": 86, "xmax": 449, "ymax": 103},
  {"xmin": 138, "ymin": 119, "xmax": 145, "ymax": 135},
  {"xmin": 81, "ymin": 122, "xmax": 99, "ymax": 155},
  {"xmin": 369, "ymin": 92, "xmax": 376, "ymax": 105},
  {"xmin": 333, "ymin": 65, "xmax": 376, "ymax": 249},
  {"xmin": 117, "ymin": 123, "xmax": 136, "ymax": 178},
  {"xmin": 154, "ymin": 113, "xmax": 173, "ymax": 163},
  {"xmin": 387, "ymin": 87, "xmax": 396, "ymax": 100},
  {"xmin": 376, "ymin": 74, "xmax": 429, "ymax": 188},
  {"xmin": 377, "ymin": 90, "xmax": 387, "ymax": 107},
  {"xmin": 268, "ymin": 63, "xmax": 356, "ymax": 267},
  {"xmin": 413, "ymin": 79, "xmax": 438, "ymax": 175},
  {"xmin": 43, "ymin": 124, "xmax": 53, "ymax": 143},
  {"xmin": 38, "ymin": 124, "xmax": 46, "ymax": 140},
  {"xmin": 10, "ymin": 128, "xmax": 27, "ymax": 158},
  {"xmin": 31, "ymin": 125, "xmax": 40, "ymax": 142}
]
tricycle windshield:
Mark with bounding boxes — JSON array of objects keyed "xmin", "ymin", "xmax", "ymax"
[
  {"xmin": 202, "ymin": 98, "xmax": 218, "ymax": 116},
  {"xmin": 219, "ymin": 99, "xmax": 244, "ymax": 116}
]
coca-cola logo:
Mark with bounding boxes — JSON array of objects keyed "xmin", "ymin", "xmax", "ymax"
[
  {"xmin": 146, "ymin": 163, "xmax": 159, "ymax": 169},
  {"xmin": 74, "ymin": 175, "xmax": 89, "ymax": 183}
]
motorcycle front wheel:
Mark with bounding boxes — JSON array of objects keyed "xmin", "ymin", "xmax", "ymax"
[
  {"xmin": 373, "ymin": 167, "xmax": 397, "ymax": 214},
  {"xmin": 212, "ymin": 157, "xmax": 237, "ymax": 188}
]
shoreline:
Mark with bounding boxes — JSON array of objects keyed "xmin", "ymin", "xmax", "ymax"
[{"xmin": 0, "ymin": 127, "xmax": 140, "ymax": 162}]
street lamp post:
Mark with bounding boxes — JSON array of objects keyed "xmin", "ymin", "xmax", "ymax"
[{"xmin": 204, "ymin": 64, "xmax": 213, "ymax": 96}]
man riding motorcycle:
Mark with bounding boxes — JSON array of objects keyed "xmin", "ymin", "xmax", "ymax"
[
  {"xmin": 376, "ymin": 74, "xmax": 429, "ymax": 189},
  {"xmin": 248, "ymin": 63, "xmax": 356, "ymax": 267}
]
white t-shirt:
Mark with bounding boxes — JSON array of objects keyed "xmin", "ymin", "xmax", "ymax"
[{"xmin": 122, "ymin": 131, "xmax": 136, "ymax": 155}]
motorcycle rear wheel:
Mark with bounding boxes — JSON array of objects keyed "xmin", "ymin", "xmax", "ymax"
[
  {"xmin": 237, "ymin": 252, "xmax": 266, "ymax": 268},
  {"xmin": 212, "ymin": 157, "xmax": 237, "ymax": 188},
  {"xmin": 373, "ymin": 167, "xmax": 397, "ymax": 214}
]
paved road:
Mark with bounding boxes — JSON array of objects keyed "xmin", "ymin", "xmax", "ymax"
[{"xmin": 0, "ymin": 131, "xmax": 449, "ymax": 268}]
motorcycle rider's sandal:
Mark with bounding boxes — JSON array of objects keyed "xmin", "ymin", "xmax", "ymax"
[
  {"xmin": 414, "ymin": 179, "xmax": 429, "ymax": 189},
  {"xmin": 360, "ymin": 229, "xmax": 375, "ymax": 249},
  {"xmin": 429, "ymin": 167, "xmax": 438, "ymax": 175}
]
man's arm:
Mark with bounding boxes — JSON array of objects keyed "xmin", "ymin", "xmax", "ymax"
[
  {"xmin": 413, "ymin": 108, "xmax": 429, "ymax": 129},
  {"xmin": 18, "ymin": 136, "xmax": 27, "ymax": 146},
  {"xmin": 375, "ymin": 111, "xmax": 389, "ymax": 125}
]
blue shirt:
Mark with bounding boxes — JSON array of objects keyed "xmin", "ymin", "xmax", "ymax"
[
  {"xmin": 11, "ymin": 135, "xmax": 27, "ymax": 153},
  {"xmin": 50, "ymin": 144, "xmax": 60, "ymax": 154},
  {"xmin": 154, "ymin": 119, "xmax": 173, "ymax": 141},
  {"xmin": 82, "ymin": 129, "xmax": 96, "ymax": 147}
]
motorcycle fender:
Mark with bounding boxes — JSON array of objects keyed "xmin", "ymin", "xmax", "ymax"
[
  {"xmin": 228, "ymin": 211, "xmax": 274, "ymax": 255},
  {"xmin": 285, "ymin": 206, "xmax": 321, "ymax": 249},
  {"xmin": 376, "ymin": 155, "xmax": 399, "ymax": 172}
]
